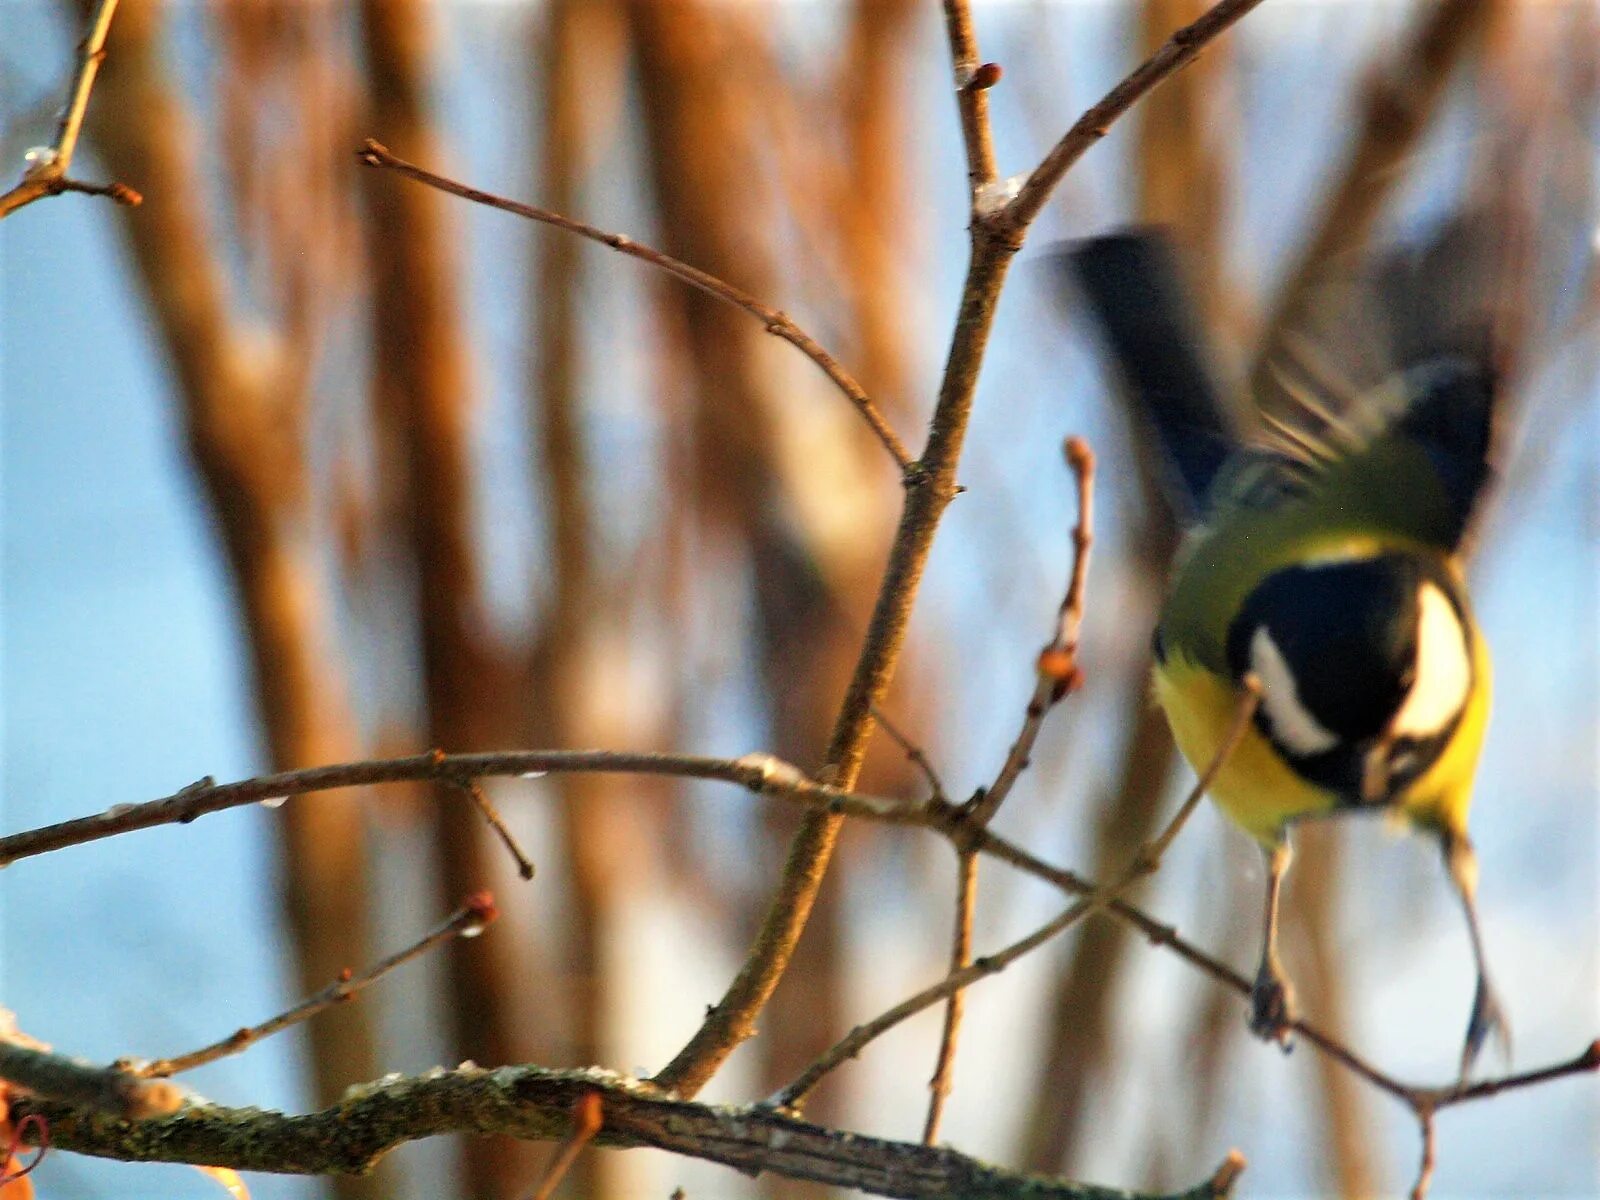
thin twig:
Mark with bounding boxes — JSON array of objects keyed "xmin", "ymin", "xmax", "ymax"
[
  {"xmin": 772, "ymin": 895, "xmax": 1104, "ymax": 1111},
  {"xmin": 869, "ymin": 702, "xmax": 951, "ymax": 803},
  {"xmin": 997, "ymin": 0, "xmax": 1268, "ymax": 237},
  {"xmin": 0, "ymin": 750, "xmax": 913, "ymax": 866},
  {"xmin": 525, "ymin": 1092, "xmax": 603, "ymax": 1200},
  {"xmin": 924, "ymin": 437, "xmax": 1094, "ymax": 1137},
  {"xmin": 1208, "ymin": 1149, "xmax": 1248, "ymax": 1197},
  {"xmin": 0, "ymin": 741, "xmax": 1588, "ymax": 1139},
  {"xmin": 356, "ymin": 139, "xmax": 912, "ymax": 472},
  {"xmin": 968, "ymin": 437, "xmax": 1095, "ymax": 826},
  {"xmin": 447, "ymin": 771, "xmax": 536, "ymax": 880},
  {"xmin": 942, "ymin": 0, "xmax": 1000, "ymax": 196},
  {"xmin": 921, "ymin": 848, "xmax": 976, "ymax": 1144},
  {"xmin": 48, "ymin": 0, "xmax": 119, "ymax": 171},
  {"xmin": 1410, "ymin": 1109, "xmax": 1437, "ymax": 1200},
  {"xmin": 776, "ymin": 682, "xmax": 1258, "ymax": 1111},
  {"xmin": 0, "ymin": 0, "xmax": 139, "ymax": 219},
  {"xmin": 137, "ymin": 895, "xmax": 499, "ymax": 1078},
  {"xmin": 0, "ymin": 1113, "xmax": 49, "ymax": 1186}
]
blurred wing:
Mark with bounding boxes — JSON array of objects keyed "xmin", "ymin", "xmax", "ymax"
[
  {"xmin": 1066, "ymin": 220, "xmax": 1510, "ymax": 552},
  {"xmin": 1251, "ymin": 214, "xmax": 1507, "ymax": 552},
  {"xmin": 1064, "ymin": 232, "xmax": 1238, "ymax": 521}
]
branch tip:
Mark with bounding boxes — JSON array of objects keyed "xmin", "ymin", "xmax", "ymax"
[
  {"xmin": 967, "ymin": 62, "xmax": 1003, "ymax": 91},
  {"xmin": 1063, "ymin": 435, "xmax": 1094, "ymax": 472},
  {"xmin": 1209, "ymin": 1149, "xmax": 1247, "ymax": 1196},
  {"xmin": 462, "ymin": 890, "xmax": 499, "ymax": 930}
]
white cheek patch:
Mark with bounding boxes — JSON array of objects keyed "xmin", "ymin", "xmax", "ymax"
[
  {"xmin": 1249, "ymin": 627, "xmax": 1340, "ymax": 755},
  {"xmin": 1392, "ymin": 582, "xmax": 1471, "ymax": 738}
]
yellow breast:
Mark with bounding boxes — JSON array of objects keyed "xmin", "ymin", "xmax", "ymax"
[
  {"xmin": 1153, "ymin": 656, "xmax": 1332, "ymax": 843},
  {"xmin": 1152, "ymin": 633, "xmax": 1491, "ymax": 845}
]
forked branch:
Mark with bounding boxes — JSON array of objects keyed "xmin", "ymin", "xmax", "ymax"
[{"xmin": 0, "ymin": 0, "xmax": 140, "ymax": 219}]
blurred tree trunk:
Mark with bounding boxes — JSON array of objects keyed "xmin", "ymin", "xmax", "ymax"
[
  {"xmin": 527, "ymin": 1, "xmax": 636, "ymax": 1196},
  {"xmin": 626, "ymin": 2, "xmax": 918, "ymax": 1163},
  {"xmin": 1020, "ymin": 0, "xmax": 1218, "ymax": 1175},
  {"xmin": 760, "ymin": 8, "xmax": 926, "ymax": 1189},
  {"xmin": 624, "ymin": 6, "xmax": 848, "ymax": 1137},
  {"xmin": 85, "ymin": 5, "xmax": 381, "ymax": 1197},
  {"xmin": 1250, "ymin": 0, "xmax": 1497, "ymax": 394},
  {"xmin": 357, "ymin": 2, "xmax": 530, "ymax": 1196}
]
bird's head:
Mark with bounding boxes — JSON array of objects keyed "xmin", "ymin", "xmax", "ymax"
[{"xmin": 1223, "ymin": 552, "xmax": 1476, "ymax": 803}]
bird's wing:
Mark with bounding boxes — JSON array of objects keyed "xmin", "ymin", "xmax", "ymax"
[
  {"xmin": 1064, "ymin": 231, "xmax": 1240, "ymax": 522},
  {"xmin": 1247, "ymin": 215, "xmax": 1507, "ymax": 553}
]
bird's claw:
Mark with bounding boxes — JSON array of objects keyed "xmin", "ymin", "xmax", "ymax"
[
  {"xmin": 1459, "ymin": 976, "xmax": 1511, "ymax": 1081},
  {"xmin": 1249, "ymin": 963, "xmax": 1296, "ymax": 1052}
]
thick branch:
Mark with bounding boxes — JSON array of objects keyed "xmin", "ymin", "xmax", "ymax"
[
  {"xmin": 0, "ymin": 1044, "xmax": 179, "ymax": 1122},
  {"xmin": 652, "ymin": 225, "xmax": 1019, "ymax": 1095},
  {"xmin": 15, "ymin": 1066, "xmax": 1229, "ymax": 1200}
]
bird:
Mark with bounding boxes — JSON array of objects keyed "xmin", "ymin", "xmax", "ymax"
[{"xmin": 1063, "ymin": 221, "xmax": 1510, "ymax": 1078}]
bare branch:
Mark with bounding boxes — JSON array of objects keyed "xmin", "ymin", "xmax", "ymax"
[
  {"xmin": 3, "ymin": 736, "xmax": 1591, "ymax": 1143},
  {"xmin": 450, "ymin": 776, "xmax": 537, "ymax": 881},
  {"xmin": 775, "ymin": 681, "xmax": 1257, "ymax": 1111},
  {"xmin": 524, "ymin": 1092, "xmax": 603, "ymax": 1200},
  {"xmin": 1410, "ymin": 1110, "xmax": 1437, "ymax": 1200},
  {"xmin": 869, "ymin": 703, "xmax": 951, "ymax": 805},
  {"xmin": 652, "ymin": 0, "xmax": 1273, "ymax": 1102},
  {"xmin": 921, "ymin": 848, "xmax": 976, "ymax": 1144},
  {"xmin": 997, "ymin": 0, "xmax": 1268, "ymax": 236},
  {"xmin": 14, "ymin": 1066, "xmax": 1233, "ymax": 1200},
  {"xmin": 49, "ymin": 0, "xmax": 119, "ymax": 169},
  {"xmin": 651, "ymin": 238, "xmax": 1018, "ymax": 1090},
  {"xmin": 968, "ymin": 436, "xmax": 1096, "ymax": 826},
  {"xmin": 941, "ymin": 0, "xmax": 1000, "ymax": 196},
  {"xmin": 0, "ymin": 1044, "xmax": 180, "ymax": 1122},
  {"xmin": 0, "ymin": 0, "xmax": 138, "ymax": 219},
  {"xmin": 924, "ymin": 437, "xmax": 1094, "ymax": 1138},
  {"xmin": 774, "ymin": 896, "xmax": 1130, "ymax": 1110},
  {"xmin": 0, "ymin": 750, "xmax": 911, "ymax": 867},
  {"xmin": 356, "ymin": 139, "xmax": 913, "ymax": 472},
  {"xmin": 137, "ymin": 895, "xmax": 499, "ymax": 1079},
  {"xmin": 1209, "ymin": 1150, "xmax": 1248, "ymax": 1197}
]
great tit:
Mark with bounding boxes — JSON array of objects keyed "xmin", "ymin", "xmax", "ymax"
[{"xmin": 1065, "ymin": 222, "xmax": 1507, "ymax": 1076}]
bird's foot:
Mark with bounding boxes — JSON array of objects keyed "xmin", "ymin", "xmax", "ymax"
[
  {"xmin": 1249, "ymin": 961, "xmax": 1296, "ymax": 1051},
  {"xmin": 1459, "ymin": 976, "xmax": 1511, "ymax": 1082}
]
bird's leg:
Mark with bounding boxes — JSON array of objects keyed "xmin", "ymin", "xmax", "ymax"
[
  {"xmin": 1442, "ymin": 831, "xmax": 1510, "ymax": 1080},
  {"xmin": 1249, "ymin": 838, "xmax": 1296, "ymax": 1049}
]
